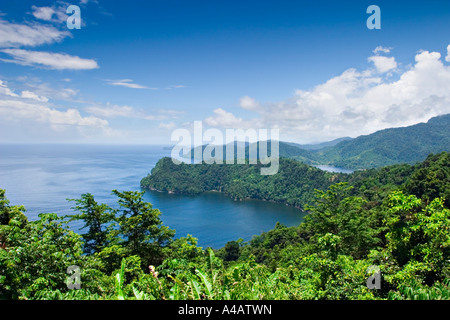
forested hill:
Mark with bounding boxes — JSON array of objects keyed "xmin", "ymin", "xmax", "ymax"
[
  {"xmin": 141, "ymin": 157, "xmax": 339, "ymax": 209},
  {"xmin": 287, "ymin": 136, "xmax": 353, "ymax": 151},
  {"xmin": 182, "ymin": 114, "xmax": 450, "ymax": 170},
  {"xmin": 310, "ymin": 113, "xmax": 450, "ymax": 169},
  {"xmin": 141, "ymin": 151, "xmax": 450, "ymax": 210},
  {"xmin": 186, "ymin": 140, "xmax": 316, "ymax": 163}
]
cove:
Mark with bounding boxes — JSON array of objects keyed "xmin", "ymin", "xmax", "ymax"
[{"xmin": 142, "ymin": 189, "xmax": 306, "ymax": 249}]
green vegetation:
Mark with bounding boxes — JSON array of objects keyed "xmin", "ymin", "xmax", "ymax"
[
  {"xmin": 142, "ymin": 146, "xmax": 450, "ymax": 212},
  {"xmin": 183, "ymin": 114, "xmax": 450, "ymax": 170},
  {"xmin": 188, "ymin": 140, "xmax": 318, "ymax": 164},
  {"xmin": 313, "ymin": 114, "xmax": 450, "ymax": 169},
  {"xmin": 141, "ymin": 157, "xmax": 341, "ymax": 209},
  {"xmin": 1, "ymin": 152, "xmax": 449, "ymax": 300}
]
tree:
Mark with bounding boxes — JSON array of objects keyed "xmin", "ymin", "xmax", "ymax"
[
  {"xmin": 0, "ymin": 189, "xmax": 26, "ymax": 226},
  {"xmin": 405, "ymin": 152, "xmax": 450, "ymax": 207},
  {"xmin": 0, "ymin": 212, "xmax": 84, "ymax": 299},
  {"xmin": 112, "ymin": 190, "xmax": 175, "ymax": 267},
  {"xmin": 303, "ymin": 183, "xmax": 380, "ymax": 258},
  {"xmin": 382, "ymin": 191, "xmax": 450, "ymax": 289},
  {"xmin": 223, "ymin": 241, "xmax": 241, "ymax": 262},
  {"xmin": 66, "ymin": 193, "xmax": 116, "ymax": 255}
]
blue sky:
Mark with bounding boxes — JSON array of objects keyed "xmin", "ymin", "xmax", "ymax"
[{"xmin": 1, "ymin": 0, "xmax": 450, "ymax": 144}]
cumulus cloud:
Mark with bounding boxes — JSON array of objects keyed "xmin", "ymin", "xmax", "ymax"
[
  {"xmin": 0, "ymin": 49, "xmax": 99, "ymax": 70},
  {"xmin": 446, "ymin": 44, "xmax": 450, "ymax": 62},
  {"xmin": 203, "ymin": 46, "xmax": 450, "ymax": 143},
  {"xmin": 204, "ymin": 108, "xmax": 259, "ymax": 129},
  {"xmin": 20, "ymin": 90, "xmax": 49, "ymax": 102},
  {"xmin": 0, "ymin": 99, "xmax": 107, "ymax": 127},
  {"xmin": 0, "ymin": 80, "xmax": 19, "ymax": 97},
  {"xmin": 368, "ymin": 55, "xmax": 397, "ymax": 73},
  {"xmin": 1, "ymin": 80, "xmax": 47, "ymax": 101},
  {"xmin": 239, "ymin": 96, "xmax": 260, "ymax": 110},
  {"xmin": 0, "ymin": 80, "xmax": 111, "ymax": 141},
  {"xmin": 32, "ymin": 6, "xmax": 55, "ymax": 21},
  {"xmin": 0, "ymin": 98, "xmax": 110, "ymax": 137}
]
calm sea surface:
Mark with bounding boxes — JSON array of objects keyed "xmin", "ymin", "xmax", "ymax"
[{"xmin": 0, "ymin": 144, "xmax": 306, "ymax": 248}]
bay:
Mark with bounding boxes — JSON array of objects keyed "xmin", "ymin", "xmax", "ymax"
[
  {"xmin": 314, "ymin": 165, "xmax": 354, "ymax": 174},
  {"xmin": 0, "ymin": 144, "xmax": 305, "ymax": 248}
]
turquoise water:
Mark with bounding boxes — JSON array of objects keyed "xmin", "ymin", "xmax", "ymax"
[{"xmin": 0, "ymin": 144, "xmax": 305, "ymax": 248}]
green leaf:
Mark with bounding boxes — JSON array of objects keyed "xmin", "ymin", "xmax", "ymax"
[
  {"xmin": 189, "ymin": 279, "xmax": 201, "ymax": 300},
  {"xmin": 195, "ymin": 269, "xmax": 212, "ymax": 297}
]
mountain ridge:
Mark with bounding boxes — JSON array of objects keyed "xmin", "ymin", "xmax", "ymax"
[
  {"xmin": 312, "ymin": 113, "xmax": 450, "ymax": 169},
  {"xmin": 179, "ymin": 113, "xmax": 450, "ymax": 170}
]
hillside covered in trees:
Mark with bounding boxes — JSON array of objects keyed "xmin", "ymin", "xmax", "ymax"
[
  {"xmin": 1, "ymin": 152, "xmax": 449, "ymax": 300},
  {"xmin": 313, "ymin": 113, "xmax": 450, "ymax": 169},
  {"xmin": 141, "ymin": 150, "xmax": 450, "ymax": 211},
  {"xmin": 182, "ymin": 114, "xmax": 450, "ymax": 170},
  {"xmin": 141, "ymin": 157, "xmax": 340, "ymax": 209}
]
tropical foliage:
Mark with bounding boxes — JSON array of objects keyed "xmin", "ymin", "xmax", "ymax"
[
  {"xmin": 141, "ymin": 157, "xmax": 341, "ymax": 210},
  {"xmin": 1, "ymin": 152, "xmax": 449, "ymax": 300},
  {"xmin": 180, "ymin": 114, "xmax": 450, "ymax": 170}
]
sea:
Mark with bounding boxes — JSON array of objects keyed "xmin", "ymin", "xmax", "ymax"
[{"xmin": 0, "ymin": 144, "xmax": 312, "ymax": 248}]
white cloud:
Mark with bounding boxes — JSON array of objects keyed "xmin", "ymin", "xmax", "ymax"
[
  {"xmin": 31, "ymin": 6, "xmax": 58, "ymax": 21},
  {"xmin": 204, "ymin": 108, "xmax": 258, "ymax": 129},
  {"xmin": 0, "ymin": 80, "xmax": 19, "ymax": 97},
  {"xmin": 203, "ymin": 46, "xmax": 450, "ymax": 143},
  {"xmin": 0, "ymin": 19, "xmax": 69, "ymax": 48},
  {"xmin": 31, "ymin": 3, "xmax": 85, "ymax": 24},
  {"xmin": 1, "ymin": 49, "xmax": 99, "ymax": 70},
  {"xmin": 0, "ymin": 78, "xmax": 143, "ymax": 144},
  {"xmin": 373, "ymin": 46, "xmax": 392, "ymax": 54},
  {"xmin": 368, "ymin": 55, "xmax": 397, "ymax": 73},
  {"xmin": 0, "ymin": 80, "xmax": 49, "ymax": 102},
  {"xmin": 20, "ymin": 90, "xmax": 49, "ymax": 102},
  {"xmin": 0, "ymin": 99, "xmax": 108, "ymax": 131},
  {"xmin": 105, "ymin": 79, "xmax": 155, "ymax": 89},
  {"xmin": 239, "ymin": 96, "xmax": 259, "ymax": 110},
  {"xmin": 23, "ymin": 81, "xmax": 79, "ymax": 101},
  {"xmin": 0, "ymin": 79, "xmax": 113, "ymax": 142},
  {"xmin": 446, "ymin": 44, "xmax": 450, "ymax": 62}
]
